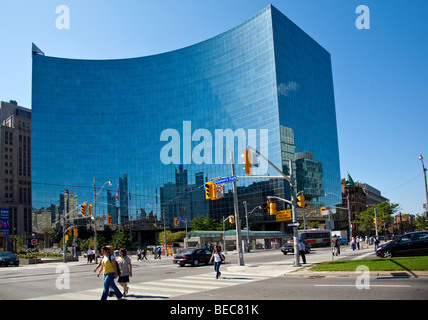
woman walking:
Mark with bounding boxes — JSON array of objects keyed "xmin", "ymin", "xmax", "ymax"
[
  {"xmin": 209, "ymin": 246, "xmax": 225, "ymax": 279},
  {"xmin": 97, "ymin": 246, "xmax": 124, "ymax": 300},
  {"xmin": 117, "ymin": 248, "xmax": 132, "ymax": 296}
]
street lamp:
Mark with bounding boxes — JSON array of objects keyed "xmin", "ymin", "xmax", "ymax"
[
  {"xmin": 325, "ymin": 192, "xmax": 352, "ymax": 242},
  {"xmin": 419, "ymin": 154, "xmax": 428, "ymax": 216},
  {"xmin": 243, "ymin": 201, "xmax": 261, "ymax": 252},
  {"xmin": 93, "ymin": 178, "xmax": 112, "ymax": 263}
]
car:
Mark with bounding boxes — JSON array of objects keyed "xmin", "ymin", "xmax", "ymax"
[
  {"xmin": 173, "ymin": 248, "xmax": 212, "ymax": 267},
  {"xmin": 376, "ymin": 231, "xmax": 428, "ymax": 258},
  {"xmin": 338, "ymin": 237, "xmax": 348, "ymax": 245},
  {"xmin": 0, "ymin": 252, "xmax": 20, "ymax": 267},
  {"xmin": 281, "ymin": 241, "xmax": 310, "ymax": 255}
]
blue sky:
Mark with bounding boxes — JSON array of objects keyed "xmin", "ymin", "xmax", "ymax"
[{"xmin": 1, "ymin": 0, "xmax": 427, "ymax": 215}]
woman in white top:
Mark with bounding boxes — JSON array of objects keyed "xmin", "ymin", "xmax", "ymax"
[{"xmin": 209, "ymin": 246, "xmax": 225, "ymax": 279}]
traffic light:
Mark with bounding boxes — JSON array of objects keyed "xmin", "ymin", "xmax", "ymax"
[
  {"xmin": 73, "ymin": 228, "xmax": 78, "ymax": 237},
  {"xmin": 242, "ymin": 149, "xmax": 253, "ymax": 175},
  {"xmin": 205, "ymin": 181, "xmax": 218, "ymax": 200},
  {"xmin": 81, "ymin": 203, "xmax": 87, "ymax": 216},
  {"xmin": 88, "ymin": 204, "xmax": 93, "ymax": 216},
  {"xmin": 242, "ymin": 149, "xmax": 258, "ymax": 175},
  {"xmin": 229, "ymin": 215, "xmax": 235, "ymax": 224},
  {"xmin": 174, "ymin": 217, "xmax": 179, "ymax": 227},
  {"xmin": 262, "ymin": 202, "xmax": 269, "ymax": 215},
  {"xmin": 269, "ymin": 202, "xmax": 277, "ymax": 215},
  {"xmin": 107, "ymin": 215, "xmax": 112, "ymax": 225},
  {"xmin": 297, "ymin": 195, "xmax": 305, "ymax": 208}
]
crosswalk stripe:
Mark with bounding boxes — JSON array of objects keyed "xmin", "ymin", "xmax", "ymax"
[{"xmin": 26, "ymin": 270, "xmax": 271, "ymax": 300}]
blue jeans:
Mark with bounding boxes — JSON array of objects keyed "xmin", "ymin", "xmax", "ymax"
[
  {"xmin": 101, "ymin": 273, "xmax": 123, "ymax": 300},
  {"xmin": 214, "ymin": 262, "xmax": 221, "ymax": 278}
]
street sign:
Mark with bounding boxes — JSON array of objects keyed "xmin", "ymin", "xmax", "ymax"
[
  {"xmin": 216, "ymin": 183, "xmax": 224, "ymax": 198},
  {"xmin": 276, "ymin": 210, "xmax": 292, "ymax": 221},
  {"xmin": 31, "ymin": 239, "xmax": 37, "ymax": 246},
  {"xmin": 213, "ymin": 175, "xmax": 237, "ymax": 185},
  {"xmin": 287, "ymin": 222, "xmax": 300, "ymax": 228}
]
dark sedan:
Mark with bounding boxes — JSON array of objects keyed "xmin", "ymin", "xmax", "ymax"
[
  {"xmin": 376, "ymin": 231, "xmax": 428, "ymax": 258},
  {"xmin": 173, "ymin": 248, "xmax": 212, "ymax": 267},
  {"xmin": 281, "ymin": 241, "xmax": 310, "ymax": 255},
  {"xmin": 0, "ymin": 252, "xmax": 20, "ymax": 267}
]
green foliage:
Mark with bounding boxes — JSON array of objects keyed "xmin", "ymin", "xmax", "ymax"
[
  {"xmin": 414, "ymin": 213, "xmax": 428, "ymax": 231},
  {"xmin": 190, "ymin": 214, "xmax": 233, "ymax": 231},
  {"xmin": 357, "ymin": 201, "xmax": 398, "ymax": 235},
  {"xmin": 158, "ymin": 230, "xmax": 187, "ymax": 245},
  {"xmin": 111, "ymin": 229, "xmax": 131, "ymax": 249}
]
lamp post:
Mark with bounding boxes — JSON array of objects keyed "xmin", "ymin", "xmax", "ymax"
[
  {"xmin": 419, "ymin": 154, "xmax": 428, "ymax": 215},
  {"xmin": 93, "ymin": 178, "xmax": 112, "ymax": 264},
  {"xmin": 326, "ymin": 192, "xmax": 352, "ymax": 242},
  {"xmin": 243, "ymin": 201, "xmax": 261, "ymax": 252}
]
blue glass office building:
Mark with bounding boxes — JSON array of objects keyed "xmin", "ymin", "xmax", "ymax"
[{"xmin": 32, "ymin": 5, "xmax": 341, "ymax": 231}]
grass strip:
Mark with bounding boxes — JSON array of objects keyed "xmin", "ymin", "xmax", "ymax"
[{"xmin": 310, "ymin": 256, "xmax": 428, "ymax": 272}]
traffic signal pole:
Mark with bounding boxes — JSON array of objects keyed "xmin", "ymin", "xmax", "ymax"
[
  {"xmin": 230, "ymin": 150, "xmax": 245, "ymax": 266},
  {"xmin": 239, "ymin": 147, "xmax": 301, "ymax": 267}
]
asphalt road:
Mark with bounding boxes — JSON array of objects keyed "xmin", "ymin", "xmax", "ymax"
[{"xmin": 1, "ymin": 246, "xmax": 427, "ymax": 302}]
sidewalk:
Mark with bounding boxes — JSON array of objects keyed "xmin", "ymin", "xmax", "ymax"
[{"xmin": 225, "ymin": 245, "xmax": 428, "ymax": 278}]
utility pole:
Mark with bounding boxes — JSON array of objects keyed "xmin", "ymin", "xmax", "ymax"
[
  {"xmin": 288, "ymin": 159, "xmax": 301, "ymax": 268},
  {"xmin": 419, "ymin": 154, "xmax": 428, "ymax": 216},
  {"xmin": 93, "ymin": 176, "xmax": 98, "ymax": 264},
  {"xmin": 230, "ymin": 150, "xmax": 245, "ymax": 266}
]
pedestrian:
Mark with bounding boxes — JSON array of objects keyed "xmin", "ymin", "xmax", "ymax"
[
  {"xmin": 356, "ymin": 236, "xmax": 360, "ymax": 250},
  {"xmin": 209, "ymin": 246, "xmax": 225, "ymax": 279},
  {"xmin": 117, "ymin": 248, "xmax": 132, "ymax": 296},
  {"xmin": 142, "ymin": 247, "xmax": 148, "ymax": 260},
  {"xmin": 97, "ymin": 246, "xmax": 124, "ymax": 300},
  {"xmin": 137, "ymin": 247, "xmax": 142, "ymax": 261},
  {"xmin": 153, "ymin": 246, "xmax": 157, "ymax": 259},
  {"xmin": 298, "ymin": 240, "xmax": 306, "ymax": 264},
  {"xmin": 374, "ymin": 236, "xmax": 380, "ymax": 252},
  {"xmin": 87, "ymin": 247, "xmax": 93, "ymax": 263},
  {"xmin": 351, "ymin": 237, "xmax": 356, "ymax": 251},
  {"xmin": 365, "ymin": 236, "xmax": 368, "ymax": 249},
  {"xmin": 157, "ymin": 246, "xmax": 162, "ymax": 259},
  {"xmin": 332, "ymin": 236, "xmax": 339, "ymax": 256}
]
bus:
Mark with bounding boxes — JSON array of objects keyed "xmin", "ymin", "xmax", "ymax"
[{"xmin": 299, "ymin": 229, "xmax": 331, "ymax": 248}]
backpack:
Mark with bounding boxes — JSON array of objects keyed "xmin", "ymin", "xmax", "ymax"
[{"xmin": 108, "ymin": 255, "xmax": 121, "ymax": 276}]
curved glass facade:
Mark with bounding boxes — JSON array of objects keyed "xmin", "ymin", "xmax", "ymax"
[{"xmin": 32, "ymin": 5, "xmax": 340, "ymax": 231}]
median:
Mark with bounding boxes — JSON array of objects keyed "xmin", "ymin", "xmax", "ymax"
[{"xmin": 309, "ymin": 256, "xmax": 428, "ymax": 272}]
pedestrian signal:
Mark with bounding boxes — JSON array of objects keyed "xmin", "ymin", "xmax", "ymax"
[{"xmin": 229, "ymin": 215, "xmax": 235, "ymax": 224}]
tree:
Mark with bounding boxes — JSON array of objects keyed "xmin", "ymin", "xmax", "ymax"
[
  {"xmin": 414, "ymin": 214, "xmax": 428, "ymax": 231},
  {"xmin": 190, "ymin": 214, "xmax": 233, "ymax": 231},
  {"xmin": 158, "ymin": 230, "xmax": 186, "ymax": 245},
  {"xmin": 111, "ymin": 229, "xmax": 131, "ymax": 250},
  {"xmin": 357, "ymin": 201, "xmax": 398, "ymax": 236}
]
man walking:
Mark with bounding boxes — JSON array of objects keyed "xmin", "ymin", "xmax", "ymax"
[{"xmin": 298, "ymin": 240, "xmax": 306, "ymax": 264}]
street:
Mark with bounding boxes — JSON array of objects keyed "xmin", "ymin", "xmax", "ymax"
[{"xmin": 0, "ymin": 245, "xmax": 427, "ymax": 301}]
